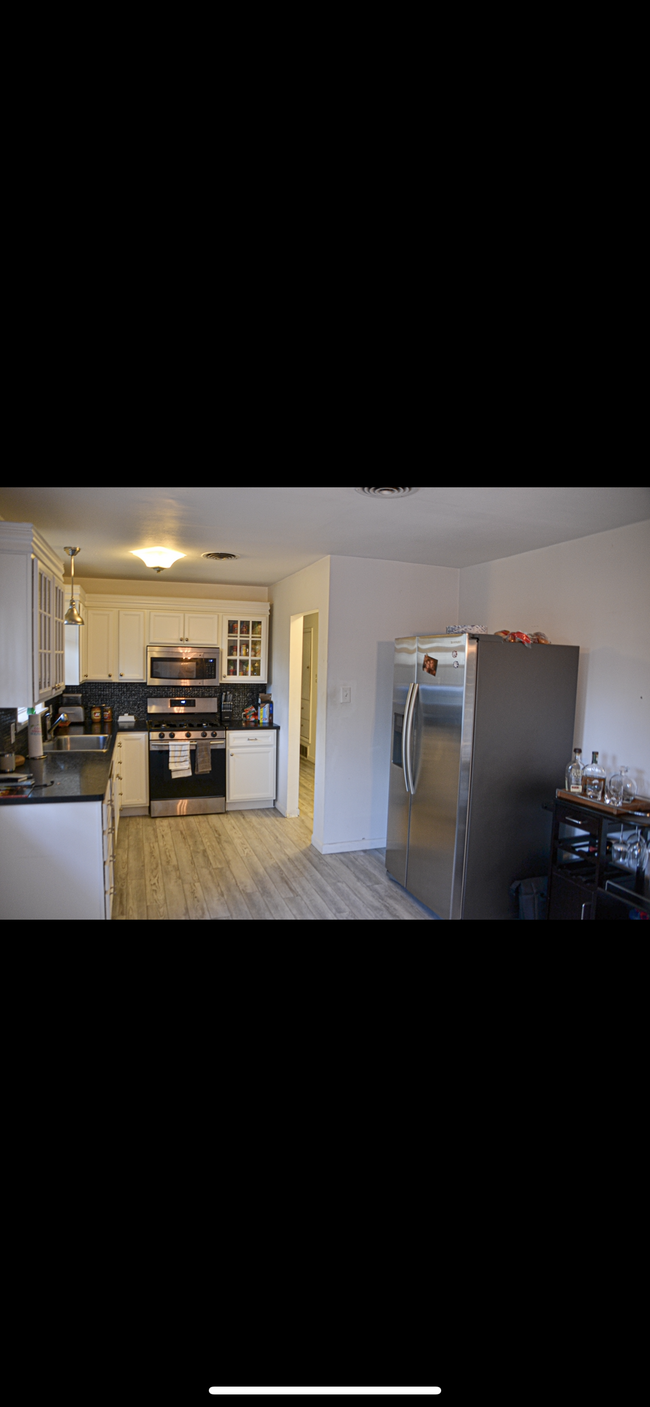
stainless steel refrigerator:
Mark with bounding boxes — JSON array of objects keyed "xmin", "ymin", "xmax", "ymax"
[{"xmin": 386, "ymin": 632, "xmax": 579, "ymax": 919}]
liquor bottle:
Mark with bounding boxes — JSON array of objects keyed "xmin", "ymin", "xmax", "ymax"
[
  {"xmin": 582, "ymin": 751, "xmax": 606, "ymax": 801},
  {"xmin": 565, "ymin": 747, "xmax": 584, "ymax": 793}
]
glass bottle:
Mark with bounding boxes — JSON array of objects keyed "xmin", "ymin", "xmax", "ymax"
[
  {"xmin": 582, "ymin": 751, "xmax": 606, "ymax": 801},
  {"xmin": 565, "ymin": 747, "xmax": 584, "ymax": 793},
  {"xmin": 607, "ymin": 766, "xmax": 636, "ymax": 806}
]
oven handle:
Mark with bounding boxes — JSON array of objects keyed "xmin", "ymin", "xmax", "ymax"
[{"xmin": 150, "ymin": 741, "xmax": 225, "ymax": 751}]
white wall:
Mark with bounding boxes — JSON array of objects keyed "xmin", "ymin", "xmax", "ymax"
[
  {"xmin": 321, "ymin": 557, "xmax": 459, "ymax": 852},
  {"xmin": 459, "ymin": 519, "xmax": 650, "ymax": 793},
  {"xmin": 268, "ymin": 557, "xmax": 331, "ymax": 843}
]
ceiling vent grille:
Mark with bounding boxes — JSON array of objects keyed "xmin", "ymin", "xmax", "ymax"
[
  {"xmin": 202, "ymin": 552, "xmax": 239, "ymax": 560},
  {"xmin": 355, "ymin": 487, "xmax": 419, "ymax": 498}
]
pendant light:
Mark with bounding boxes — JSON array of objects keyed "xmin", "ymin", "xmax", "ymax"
[{"xmin": 64, "ymin": 547, "xmax": 84, "ymax": 625}]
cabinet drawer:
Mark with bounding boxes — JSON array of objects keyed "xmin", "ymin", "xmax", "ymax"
[{"xmin": 227, "ymin": 732, "xmax": 275, "ymax": 748}]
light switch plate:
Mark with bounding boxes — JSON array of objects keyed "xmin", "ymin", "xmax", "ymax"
[{"xmin": 340, "ymin": 685, "xmax": 351, "ymax": 704}]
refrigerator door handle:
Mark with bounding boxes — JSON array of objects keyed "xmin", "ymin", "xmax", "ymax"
[
  {"xmin": 405, "ymin": 682, "xmax": 419, "ymax": 794},
  {"xmin": 402, "ymin": 682, "xmax": 416, "ymax": 792}
]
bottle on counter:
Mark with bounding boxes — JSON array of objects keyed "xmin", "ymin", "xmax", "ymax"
[
  {"xmin": 582, "ymin": 751, "xmax": 606, "ymax": 801},
  {"xmin": 565, "ymin": 747, "xmax": 584, "ymax": 793},
  {"xmin": 103, "ymin": 704, "xmax": 113, "ymax": 723},
  {"xmin": 91, "ymin": 705, "xmax": 102, "ymax": 724},
  {"xmin": 27, "ymin": 708, "xmax": 45, "ymax": 758}
]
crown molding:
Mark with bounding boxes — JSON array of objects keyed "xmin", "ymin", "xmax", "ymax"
[
  {"xmin": 83, "ymin": 594, "xmax": 270, "ymax": 614},
  {"xmin": 0, "ymin": 522, "xmax": 65, "ymax": 580}
]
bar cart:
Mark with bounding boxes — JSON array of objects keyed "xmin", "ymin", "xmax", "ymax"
[{"xmin": 546, "ymin": 791, "xmax": 650, "ymax": 921}]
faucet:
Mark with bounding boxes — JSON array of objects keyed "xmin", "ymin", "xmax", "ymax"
[{"xmin": 47, "ymin": 711, "xmax": 69, "ymax": 740}]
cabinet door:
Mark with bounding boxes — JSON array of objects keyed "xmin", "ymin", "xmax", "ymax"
[
  {"xmin": 149, "ymin": 611, "xmax": 184, "ymax": 643},
  {"xmin": 184, "ymin": 611, "xmax": 220, "ymax": 645},
  {"xmin": 118, "ymin": 610, "xmax": 146, "ymax": 681},
  {"xmin": 103, "ymin": 779, "xmax": 115, "ymax": 918},
  {"xmin": 227, "ymin": 742, "xmax": 276, "ymax": 801},
  {"xmin": 85, "ymin": 609, "xmax": 117, "ymax": 680},
  {"xmin": 119, "ymin": 733, "xmax": 149, "ymax": 807},
  {"xmin": 53, "ymin": 580, "xmax": 66, "ymax": 692},
  {"xmin": 222, "ymin": 614, "xmax": 267, "ymax": 680},
  {"xmin": 112, "ymin": 750, "xmax": 122, "ymax": 843},
  {"xmin": 33, "ymin": 560, "xmax": 53, "ymax": 701}
]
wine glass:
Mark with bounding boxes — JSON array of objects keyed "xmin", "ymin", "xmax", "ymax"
[
  {"xmin": 626, "ymin": 827, "xmax": 648, "ymax": 871},
  {"xmin": 611, "ymin": 827, "xmax": 628, "ymax": 864},
  {"xmin": 607, "ymin": 767, "xmax": 636, "ymax": 805}
]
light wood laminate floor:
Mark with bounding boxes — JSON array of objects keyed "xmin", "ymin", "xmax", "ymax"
[{"xmin": 112, "ymin": 758, "xmax": 431, "ymax": 920}]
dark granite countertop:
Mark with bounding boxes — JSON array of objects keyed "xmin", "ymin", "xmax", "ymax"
[{"xmin": 0, "ymin": 723, "xmax": 124, "ymax": 805}]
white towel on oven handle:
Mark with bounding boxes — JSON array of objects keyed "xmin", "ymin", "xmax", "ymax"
[{"xmin": 168, "ymin": 741, "xmax": 192, "ymax": 777}]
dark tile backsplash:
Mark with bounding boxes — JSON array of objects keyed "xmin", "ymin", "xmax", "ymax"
[
  {"xmin": 78, "ymin": 681, "xmax": 262, "ymax": 721},
  {"xmin": 0, "ymin": 683, "xmax": 266, "ymax": 754}
]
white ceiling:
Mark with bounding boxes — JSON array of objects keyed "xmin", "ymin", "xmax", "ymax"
[{"xmin": 0, "ymin": 486, "xmax": 648, "ymax": 586}]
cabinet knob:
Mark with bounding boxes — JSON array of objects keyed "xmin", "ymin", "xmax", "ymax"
[
  {"xmin": 108, "ymin": 674, "xmax": 112, "ymax": 678},
  {"xmin": 84, "ymin": 674, "xmax": 88, "ymax": 678},
  {"xmin": 120, "ymin": 672, "xmax": 124, "ymax": 677}
]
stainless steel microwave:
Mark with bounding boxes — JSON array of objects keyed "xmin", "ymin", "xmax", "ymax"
[{"xmin": 146, "ymin": 646, "xmax": 220, "ymax": 687}]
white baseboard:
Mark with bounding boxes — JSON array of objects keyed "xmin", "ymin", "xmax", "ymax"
[
  {"xmin": 312, "ymin": 836, "xmax": 386, "ymax": 855},
  {"xmin": 274, "ymin": 802, "xmax": 300, "ymax": 817},
  {"xmin": 226, "ymin": 798, "xmax": 275, "ymax": 810}
]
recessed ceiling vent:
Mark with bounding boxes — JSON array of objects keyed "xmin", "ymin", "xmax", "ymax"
[
  {"xmin": 355, "ymin": 487, "xmax": 419, "ymax": 498},
  {"xmin": 202, "ymin": 552, "xmax": 239, "ymax": 560}
]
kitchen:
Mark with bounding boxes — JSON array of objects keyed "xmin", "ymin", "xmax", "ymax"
[{"xmin": 0, "ymin": 487, "xmax": 648, "ymax": 921}]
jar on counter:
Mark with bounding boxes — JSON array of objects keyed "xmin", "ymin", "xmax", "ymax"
[
  {"xmin": 91, "ymin": 706, "xmax": 102, "ymax": 723},
  {"xmin": 103, "ymin": 705, "xmax": 113, "ymax": 723}
]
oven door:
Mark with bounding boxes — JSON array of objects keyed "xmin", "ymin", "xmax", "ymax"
[
  {"xmin": 146, "ymin": 648, "xmax": 219, "ymax": 686},
  {"xmin": 149, "ymin": 741, "xmax": 226, "ymax": 816}
]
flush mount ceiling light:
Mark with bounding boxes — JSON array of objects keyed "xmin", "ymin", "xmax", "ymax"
[
  {"xmin": 201, "ymin": 552, "xmax": 240, "ymax": 560},
  {"xmin": 63, "ymin": 547, "xmax": 84, "ymax": 625},
  {"xmin": 355, "ymin": 487, "xmax": 419, "ymax": 498},
  {"xmin": 131, "ymin": 547, "xmax": 186, "ymax": 573}
]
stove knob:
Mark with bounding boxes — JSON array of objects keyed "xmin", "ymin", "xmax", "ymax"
[
  {"xmin": 201, "ymin": 731, "xmax": 208, "ymax": 737},
  {"xmin": 185, "ymin": 731, "xmax": 191, "ymax": 738},
  {"xmin": 158, "ymin": 732, "xmax": 165, "ymax": 739},
  {"xmin": 168, "ymin": 732, "xmax": 175, "ymax": 739},
  {"xmin": 211, "ymin": 731, "xmax": 218, "ymax": 737}
]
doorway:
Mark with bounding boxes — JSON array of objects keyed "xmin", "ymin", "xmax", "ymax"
[{"xmin": 300, "ymin": 613, "xmax": 318, "ymax": 825}]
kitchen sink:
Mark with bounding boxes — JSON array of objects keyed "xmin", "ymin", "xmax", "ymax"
[{"xmin": 43, "ymin": 735, "xmax": 111, "ymax": 752}]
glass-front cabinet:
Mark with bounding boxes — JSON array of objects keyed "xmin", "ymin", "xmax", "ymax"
[{"xmin": 221, "ymin": 614, "xmax": 267, "ymax": 681}]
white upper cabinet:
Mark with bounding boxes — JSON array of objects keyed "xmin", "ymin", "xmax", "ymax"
[
  {"xmin": 149, "ymin": 610, "xmax": 220, "ymax": 644},
  {"xmin": 85, "ymin": 608, "xmax": 117, "ymax": 680},
  {"xmin": 184, "ymin": 612, "xmax": 220, "ymax": 645},
  {"xmin": 34, "ymin": 555, "xmax": 65, "ymax": 700},
  {"xmin": 0, "ymin": 523, "xmax": 65, "ymax": 707},
  {"xmin": 221, "ymin": 613, "xmax": 268, "ymax": 681},
  {"xmin": 85, "ymin": 608, "xmax": 147, "ymax": 681},
  {"xmin": 148, "ymin": 610, "xmax": 184, "ymax": 643},
  {"xmin": 117, "ymin": 610, "xmax": 146, "ymax": 680}
]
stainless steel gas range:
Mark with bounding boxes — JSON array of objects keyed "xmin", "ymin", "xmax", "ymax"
[{"xmin": 147, "ymin": 697, "xmax": 225, "ymax": 816}]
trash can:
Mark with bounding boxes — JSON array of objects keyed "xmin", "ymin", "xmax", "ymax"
[{"xmin": 509, "ymin": 876, "xmax": 548, "ymax": 919}]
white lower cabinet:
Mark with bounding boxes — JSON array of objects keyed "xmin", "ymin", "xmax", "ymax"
[
  {"xmin": 0, "ymin": 797, "xmax": 108, "ymax": 921},
  {"xmin": 226, "ymin": 731, "xmax": 276, "ymax": 809},
  {"xmin": 117, "ymin": 732, "xmax": 149, "ymax": 813}
]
